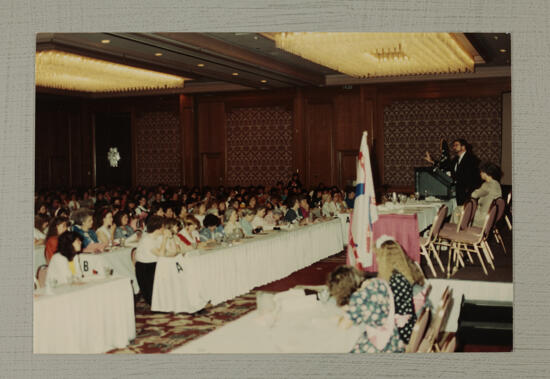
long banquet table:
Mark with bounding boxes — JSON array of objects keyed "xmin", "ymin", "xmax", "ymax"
[
  {"xmin": 152, "ymin": 218, "xmax": 344, "ymax": 313},
  {"xmin": 172, "ymin": 278, "xmax": 512, "ymax": 354},
  {"xmin": 34, "ymin": 276, "xmax": 136, "ymax": 354},
  {"xmin": 34, "ymin": 244, "xmax": 140, "ymax": 294}
]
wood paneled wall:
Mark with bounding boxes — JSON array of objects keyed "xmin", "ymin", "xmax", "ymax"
[
  {"xmin": 35, "ymin": 77, "xmax": 510, "ymax": 192},
  {"xmin": 35, "ymin": 96, "xmax": 93, "ymax": 190}
]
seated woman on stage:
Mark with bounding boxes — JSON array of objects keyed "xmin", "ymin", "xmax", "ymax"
[
  {"xmin": 239, "ymin": 208, "xmax": 256, "ymax": 236},
  {"xmin": 72, "ymin": 208, "xmax": 105, "ymax": 252},
  {"xmin": 327, "ymin": 266, "xmax": 405, "ymax": 353},
  {"xmin": 199, "ymin": 213, "xmax": 224, "ymax": 242},
  {"xmin": 47, "ymin": 231, "xmax": 84, "ymax": 286},
  {"xmin": 470, "ymin": 162, "xmax": 503, "ymax": 227},
  {"xmin": 94, "ymin": 207, "xmax": 115, "ymax": 246},
  {"xmin": 113, "ymin": 210, "xmax": 137, "ymax": 241},
  {"xmin": 34, "ymin": 214, "xmax": 50, "ymax": 246},
  {"xmin": 223, "ymin": 208, "xmax": 245, "ymax": 239},
  {"xmin": 177, "ymin": 215, "xmax": 202, "ymax": 248},
  {"xmin": 135, "ymin": 215, "xmax": 172, "ymax": 305},
  {"xmin": 44, "ymin": 215, "xmax": 69, "ymax": 263}
]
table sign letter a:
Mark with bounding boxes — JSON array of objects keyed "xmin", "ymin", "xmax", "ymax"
[{"xmin": 175, "ymin": 262, "xmax": 184, "ymax": 273}]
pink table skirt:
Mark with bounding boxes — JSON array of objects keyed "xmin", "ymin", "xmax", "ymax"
[{"xmin": 364, "ymin": 213, "xmax": 421, "ymax": 273}]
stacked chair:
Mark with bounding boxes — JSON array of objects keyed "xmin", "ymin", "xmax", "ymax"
[{"xmin": 406, "ymin": 286, "xmax": 454, "ymax": 353}]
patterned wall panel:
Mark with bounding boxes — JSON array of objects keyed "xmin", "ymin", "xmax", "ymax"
[
  {"xmin": 135, "ymin": 111, "xmax": 182, "ymax": 186},
  {"xmin": 226, "ymin": 106, "xmax": 293, "ymax": 186},
  {"xmin": 383, "ymin": 96, "xmax": 502, "ymax": 187}
]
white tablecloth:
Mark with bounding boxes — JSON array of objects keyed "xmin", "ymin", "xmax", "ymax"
[
  {"xmin": 34, "ymin": 246, "xmax": 139, "ymax": 294},
  {"xmin": 152, "ymin": 219, "xmax": 344, "ymax": 313},
  {"xmin": 34, "ymin": 276, "xmax": 136, "ymax": 354},
  {"xmin": 338, "ymin": 199, "xmax": 456, "ymax": 242},
  {"xmin": 171, "ymin": 278, "xmax": 512, "ymax": 353}
]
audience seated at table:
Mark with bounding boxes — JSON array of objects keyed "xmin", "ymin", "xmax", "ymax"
[
  {"xmin": 193, "ymin": 202, "xmax": 207, "ymax": 227},
  {"xmin": 46, "ymin": 231, "xmax": 84, "ymax": 286},
  {"xmin": 283, "ymin": 196, "xmax": 301, "ymax": 224},
  {"xmin": 251, "ymin": 206, "xmax": 267, "ymax": 230},
  {"xmin": 199, "ymin": 214, "xmax": 225, "ymax": 242},
  {"xmin": 72, "ymin": 208, "xmax": 106, "ymax": 252},
  {"xmin": 114, "ymin": 210, "xmax": 137, "ymax": 241},
  {"xmin": 333, "ymin": 192, "xmax": 348, "ymax": 213},
  {"xmin": 223, "ymin": 208, "xmax": 245, "ymax": 239},
  {"xmin": 263, "ymin": 208, "xmax": 283, "ymax": 228},
  {"xmin": 135, "ymin": 196, "xmax": 149, "ymax": 216},
  {"xmin": 239, "ymin": 208, "xmax": 256, "ymax": 236},
  {"xmin": 177, "ymin": 215, "xmax": 202, "ymax": 248},
  {"xmin": 95, "ymin": 207, "xmax": 115, "ymax": 246},
  {"xmin": 470, "ymin": 162, "xmax": 503, "ymax": 227},
  {"xmin": 321, "ymin": 193, "xmax": 338, "ymax": 217},
  {"xmin": 163, "ymin": 218, "xmax": 187, "ymax": 255},
  {"xmin": 34, "ymin": 214, "xmax": 49, "ymax": 246},
  {"xmin": 44, "ymin": 216, "xmax": 69, "ymax": 263}
]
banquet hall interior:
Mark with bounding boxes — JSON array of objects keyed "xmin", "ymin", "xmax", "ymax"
[{"xmin": 34, "ymin": 32, "xmax": 512, "ymax": 354}]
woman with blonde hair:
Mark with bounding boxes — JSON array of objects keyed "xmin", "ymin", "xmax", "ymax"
[
  {"xmin": 374, "ymin": 236, "xmax": 427, "ymax": 345},
  {"xmin": 327, "ymin": 265, "xmax": 404, "ymax": 353}
]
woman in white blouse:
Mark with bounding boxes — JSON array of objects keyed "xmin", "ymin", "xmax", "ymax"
[
  {"xmin": 46, "ymin": 231, "xmax": 84, "ymax": 286},
  {"xmin": 471, "ymin": 162, "xmax": 503, "ymax": 227},
  {"xmin": 321, "ymin": 193, "xmax": 338, "ymax": 217},
  {"xmin": 135, "ymin": 215, "xmax": 172, "ymax": 305}
]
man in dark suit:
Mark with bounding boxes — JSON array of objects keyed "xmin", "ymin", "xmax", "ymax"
[{"xmin": 447, "ymin": 139, "xmax": 481, "ymax": 205}]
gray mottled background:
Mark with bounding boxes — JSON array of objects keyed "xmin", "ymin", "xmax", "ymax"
[{"xmin": 1, "ymin": 0, "xmax": 548, "ymax": 377}]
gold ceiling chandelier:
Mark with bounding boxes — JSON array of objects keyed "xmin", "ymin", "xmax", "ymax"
[
  {"xmin": 270, "ymin": 32, "xmax": 475, "ymax": 78},
  {"xmin": 36, "ymin": 50, "xmax": 186, "ymax": 93}
]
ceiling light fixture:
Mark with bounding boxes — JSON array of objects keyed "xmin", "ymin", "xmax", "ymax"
[
  {"xmin": 154, "ymin": 52, "xmax": 163, "ymax": 56},
  {"xmin": 270, "ymin": 32, "xmax": 475, "ymax": 78},
  {"xmin": 101, "ymin": 39, "xmax": 110, "ymax": 44},
  {"xmin": 260, "ymin": 79, "xmax": 267, "ymax": 83},
  {"xmin": 36, "ymin": 50, "xmax": 186, "ymax": 93},
  {"xmin": 232, "ymin": 72, "xmax": 239, "ymax": 76},
  {"xmin": 500, "ymin": 49, "xmax": 507, "ymax": 53},
  {"xmin": 197, "ymin": 63, "xmax": 205, "ymax": 67}
]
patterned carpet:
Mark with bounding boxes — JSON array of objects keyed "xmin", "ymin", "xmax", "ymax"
[{"xmin": 108, "ymin": 292, "xmax": 258, "ymax": 354}]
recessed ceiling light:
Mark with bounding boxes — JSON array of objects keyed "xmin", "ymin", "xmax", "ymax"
[
  {"xmin": 155, "ymin": 52, "xmax": 163, "ymax": 57},
  {"xmin": 101, "ymin": 39, "xmax": 110, "ymax": 44},
  {"xmin": 197, "ymin": 63, "xmax": 205, "ymax": 67},
  {"xmin": 232, "ymin": 72, "xmax": 239, "ymax": 76},
  {"xmin": 260, "ymin": 79, "xmax": 267, "ymax": 83},
  {"xmin": 253, "ymin": 36, "xmax": 259, "ymax": 40},
  {"xmin": 494, "ymin": 36, "xmax": 499, "ymax": 40},
  {"xmin": 500, "ymin": 49, "xmax": 507, "ymax": 53}
]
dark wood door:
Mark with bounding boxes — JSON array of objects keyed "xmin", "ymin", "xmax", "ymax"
[
  {"xmin": 201, "ymin": 153, "xmax": 224, "ymax": 187},
  {"xmin": 94, "ymin": 113, "xmax": 132, "ymax": 187}
]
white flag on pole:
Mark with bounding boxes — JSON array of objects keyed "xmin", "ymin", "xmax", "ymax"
[{"xmin": 347, "ymin": 131, "xmax": 378, "ymax": 269}]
